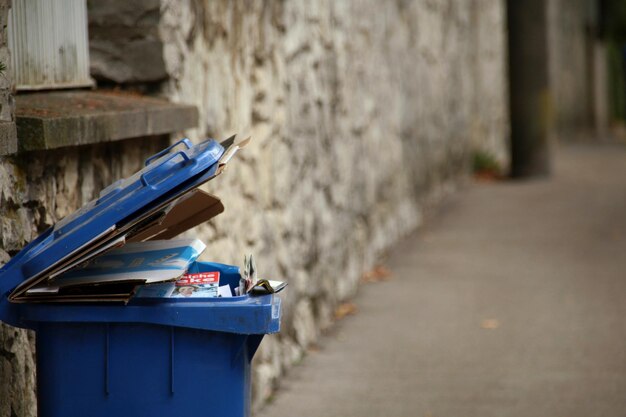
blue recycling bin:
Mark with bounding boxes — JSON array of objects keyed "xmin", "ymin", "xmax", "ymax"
[
  {"xmin": 0, "ymin": 138, "xmax": 282, "ymax": 417},
  {"xmin": 25, "ymin": 277, "xmax": 280, "ymax": 417}
]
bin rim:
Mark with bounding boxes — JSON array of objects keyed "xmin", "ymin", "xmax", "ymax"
[{"xmin": 17, "ymin": 293, "xmax": 282, "ymax": 335}]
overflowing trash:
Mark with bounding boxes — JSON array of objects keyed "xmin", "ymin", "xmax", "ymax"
[{"xmin": 2, "ymin": 136, "xmax": 285, "ymax": 304}]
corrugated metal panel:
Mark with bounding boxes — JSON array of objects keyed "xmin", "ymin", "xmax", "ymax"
[{"xmin": 7, "ymin": 0, "xmax": 93, "ymax": 91}]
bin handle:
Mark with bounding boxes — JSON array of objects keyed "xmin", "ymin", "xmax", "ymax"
[
  {"xmin": 140, "ymin": 151, "xmax": 190, "ymax": 188},
  {"xmin": 144, "ymin": 138, "xmax": 193, "ymax": 167}
]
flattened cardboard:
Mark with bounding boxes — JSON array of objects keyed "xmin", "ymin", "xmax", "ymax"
[
  {"xmin": 11, "ymin": 191, "xmax": 221, "ymax": 302},
  {"xmin": 215, "ymin": 136, "xmax": 250, "ymax": 176},
  {"xmin": 23, "ymin": 295, "xmax": 133, "ymax": 303},
  {"xmin": 48, "ymin": 235, "xmax": 127, "ymax": 280},
  {"xmin": 10, "ymin": 186, "xmax": 217, "ymax": 300},
  {"xmin": 127, "ymin": 190, "xmax": 224, "ymax": 242},
  {"xmin": 10, "ymin": 225, "xmax": 118, "ymax": 300}
]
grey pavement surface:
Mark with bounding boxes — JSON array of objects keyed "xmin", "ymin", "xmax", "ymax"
[{"xmin": 257, "ymin": 142, "xmax": 626, "ymax": 417}]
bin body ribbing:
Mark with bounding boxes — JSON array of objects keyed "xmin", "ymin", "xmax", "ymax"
[{"xmin": 36, "ymin": 322, "xmax": 259, "ymax": 417}]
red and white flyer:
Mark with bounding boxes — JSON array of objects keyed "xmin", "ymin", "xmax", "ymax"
[{"xmin": 172, "ymin": 271, "xmax": 220, "ymax": 298}]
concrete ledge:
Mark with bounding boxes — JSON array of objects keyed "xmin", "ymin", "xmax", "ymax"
[
  {"xmin": 15, "ymin": 91, "xmax": 198, "ymax": 152},
  {"xmin": 0, "ymin": 121, "xmax": 17, "ymax": 156}
]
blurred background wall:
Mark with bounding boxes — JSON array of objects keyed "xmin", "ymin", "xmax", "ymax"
[
  {"xmin": 546, "ymin": 0, "xmax": 626, "ymax": 140},
  {"xmin": 548, "ymin": 0, "xmax": 595, "ymax": 138},
  {"xmin": 0, "ymin": 1, "xmax": 509, "ymax": 413}
]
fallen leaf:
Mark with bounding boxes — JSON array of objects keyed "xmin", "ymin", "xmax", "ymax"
[
  {"xmin": 473, "ymin": 170, "xmax": 504, "ymax": 182},
  {"xmin": 334, "ymin": 302, "xmax": 358, "ymax": 320},
  {"xmin": 308, "ymin": 343, "xmax": 321, "ymax": 353},
  {"xmin": 481, "ymin": 319, "xmax": 500, "ymax": 329},
  {"xmin": 361, "ymin": 265, "xmax": 392, "ymax": 283}
]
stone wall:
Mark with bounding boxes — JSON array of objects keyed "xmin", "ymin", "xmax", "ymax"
[
  {"xmin": 158, "ymin": 0, "xmax": 509, "ymax": 408},
  {"xmin": 89, "ymin": 0, "xmax": 167, "ymax": 84},
  {"xmin": 0, "ymin": 0, "xmax": 509, "ymax": 415}
]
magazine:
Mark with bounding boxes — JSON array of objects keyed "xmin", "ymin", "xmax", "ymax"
[{"xmin": 27, "ymin": 239, "xmax": 206, "ymax": 294}]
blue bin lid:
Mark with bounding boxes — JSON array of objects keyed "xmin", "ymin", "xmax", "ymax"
[{"xmin": 0, "ymin": 137, "xmax": 233, "ymax": 324}]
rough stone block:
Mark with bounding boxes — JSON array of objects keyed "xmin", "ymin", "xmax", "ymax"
[
  {"xmin": 87, "ymin": 0, "xmax": 166, "ymax": 83},
  {"xmin": 90, "ymin": 38, "xmax": 167, "ymax": 84},
  {"xmin": 0, "ymin": 120, "xmax": 16, "ymax": 155}
]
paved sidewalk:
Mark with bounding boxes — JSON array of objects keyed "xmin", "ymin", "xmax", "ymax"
[{"xmin": 257, "ymin": 143, "xmax": 626, "ymax": 417}]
